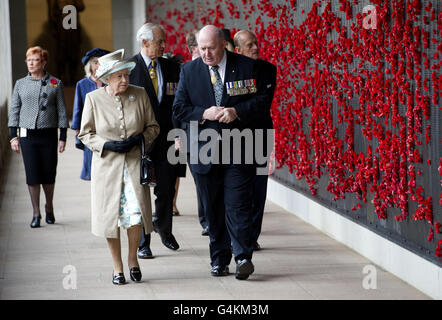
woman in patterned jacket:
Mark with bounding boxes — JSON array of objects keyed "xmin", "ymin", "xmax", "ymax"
[{"xmin": 8, "ymin": 46, "xmax": 69, "ymax": 228}]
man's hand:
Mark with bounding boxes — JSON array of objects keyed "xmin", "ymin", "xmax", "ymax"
[
  {"xmin": 215, "ymin": 107, "xmax": 238, "ymax": 123},
  {"xmin": 202, "ymin": 106, "xmax": 225, "ymax": 121}
]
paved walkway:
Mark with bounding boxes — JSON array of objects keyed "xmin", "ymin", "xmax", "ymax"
[{"xmin": 0, "ymin": 130, "xmax": 429, "ymax": 300}]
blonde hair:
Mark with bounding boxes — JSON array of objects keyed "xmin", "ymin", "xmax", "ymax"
[{"xmin": 84, "ymin": 60, "xmax": 92, "ymax": 78}]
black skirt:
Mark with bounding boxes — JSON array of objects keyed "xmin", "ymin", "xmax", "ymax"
[
  {"xmin": 172, "ymin": 149, "xmax": 186, "ymax": 177},
  {"xmin": 174, "ymin": 163, "xmax": 187, "ymax": 178},
  {"xmin": 20, "ymin": 128, "xmax": 58, "ymax": 185}
]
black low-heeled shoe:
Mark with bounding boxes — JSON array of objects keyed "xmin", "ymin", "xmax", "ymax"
[
  {"xmin": 129, "ymin": 267, "xmax": 142, "ymax": 282},
  {"xmin": 45, "ymin": 210, "xmax": 55, "ymax": 224},
  {"xmin": 30, "ymin": 215, "xmax": 41, "ymax": 228},
  {"xmin": 112, "ymin": 273, "xmax": 126, "ymax": 285}
]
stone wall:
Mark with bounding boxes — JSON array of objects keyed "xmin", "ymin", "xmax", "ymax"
[
  {"xmin": 112, "ymin": 0, "xmax": 147, "ymax": 57},
  {"xmin": 0, "ymin": 1, "xmax": 12, "ymax": 170}
]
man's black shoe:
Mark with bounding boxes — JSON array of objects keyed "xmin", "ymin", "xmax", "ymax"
[
  {"xmin": 138, "ymin": 247, "xmax": 154, "ymax": 259},
  {"xmin": 211, "ymin": 265, "xmax": 229, "ymax": 277},
  {"xmin": 201, "ymin": 226, "xmax": 209, "ymax": 236},
  {"xmin": 161, "ymin": 234, "xmax": 179, "ymax": 250},
  {"xmin": 235, "ymin": 259, "xmax": 254, "ymax": 280}
]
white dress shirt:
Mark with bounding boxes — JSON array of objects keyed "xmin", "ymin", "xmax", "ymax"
[
  {"xmin": 208, "ymin": 51, "xmax": 227, "ymax": 84},
  {"xmin": 141, "ymin": 52, "xmax": 163, "ymax": 102}
]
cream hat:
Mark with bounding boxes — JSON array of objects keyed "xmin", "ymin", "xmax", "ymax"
[{"xmin": 96, "ymin": 49, "xmax": 136, "ymax": 81}]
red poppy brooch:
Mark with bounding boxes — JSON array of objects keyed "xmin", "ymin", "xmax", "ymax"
[{"xmin": 49, "ymin": 78, "xmax": 58, "ymax": 88}]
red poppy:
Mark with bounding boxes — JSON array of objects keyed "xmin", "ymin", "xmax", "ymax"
[
  {"xmin": 435, "ymin": 222, "xmax": 442, "ymax": 234},
  {"xmin": 50, "ymin": 78, "xmax": 57, "ymax": 85}
]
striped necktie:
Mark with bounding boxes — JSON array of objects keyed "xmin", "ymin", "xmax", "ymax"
[
  {"xmin": 149, "ymin": 60, "xmax": 158, "ymax": 96},
  {"xmin": 211, "ymin": 65, "xmax": 223, "ymax": 106}
]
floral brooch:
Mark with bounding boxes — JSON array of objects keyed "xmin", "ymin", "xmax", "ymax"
[{"xmin": 49, "ymin": 78, "xmax": 58, "ymax": 88}]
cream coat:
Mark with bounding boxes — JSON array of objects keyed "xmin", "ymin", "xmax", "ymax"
[{"xmin": 78, "ymin": 85, "xmax": 160, "ymax": 238}]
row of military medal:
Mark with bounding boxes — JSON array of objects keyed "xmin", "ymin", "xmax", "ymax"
[
  {"xmin": 165, "ymin": 78, "xmax": 259, "ymax": 97},
  {"xmin": 211, "ymin": 76, "xmax": 258, "ymax": 96},
  {"xmin": 226, "ymin": 79, "xmax": 257, "ymax": 96}
]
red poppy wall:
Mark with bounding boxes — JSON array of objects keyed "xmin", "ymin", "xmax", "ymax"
[{"xmin": 146, "ymin": 0, "xmax": 441, "ymax": 262}]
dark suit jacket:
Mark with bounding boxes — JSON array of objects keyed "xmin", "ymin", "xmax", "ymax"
[
  {"xmin": 255, "ymin": 59, "xmax": 277, "ymax": 130},
  {"xmin": 130, "ymin": 53, "xmax": 181, "ymax": 161},
  {"xmin": 254, "ymin": 59, "xmax": 277, "ymax": 163},
  {"xmin": 172, "ymin": 50, "xmax": 268, "ymax": 174}
]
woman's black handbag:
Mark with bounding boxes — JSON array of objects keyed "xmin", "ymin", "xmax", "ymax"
[{"xmin": 140, "ymin": 135, "xmax": 156, "ymax": 187}]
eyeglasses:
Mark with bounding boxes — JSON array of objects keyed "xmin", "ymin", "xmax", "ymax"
[{"xmin": 25, "ymin": 58, "xmax": 41, "ymax": 63}]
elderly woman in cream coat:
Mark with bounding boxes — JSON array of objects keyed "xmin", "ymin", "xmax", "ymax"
[{"xmin": 78, "ymin": 49, "xmax": 159, "ymax": 285}]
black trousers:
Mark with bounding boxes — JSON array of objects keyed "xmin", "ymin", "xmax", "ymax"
[
  {"xmin": 189, "ymin": 166, "xmax": 208, "ymax": 229},
  {"xmin": 139, "ymin": 159, "xmax": 178, "ymax": 249},
  {"xmin": 193, "ymin": 163, "xmax": 255, "ymax": 267},
  {"xmin": 196, "ymin": 190, "xmax": 207, "ymax": 229},
  {"xmin": 251, "ymin": 174, "xmax": 269, "ymax": 244}
]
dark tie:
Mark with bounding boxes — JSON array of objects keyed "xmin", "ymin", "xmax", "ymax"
[{"xmin": 211, "ymin": 65, "xmax": 223, "ymax": 106}]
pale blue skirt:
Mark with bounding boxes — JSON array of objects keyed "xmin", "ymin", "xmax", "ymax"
[{"xmin": 119, "ymin": 163, "xmax": 143, "ymax": 229}]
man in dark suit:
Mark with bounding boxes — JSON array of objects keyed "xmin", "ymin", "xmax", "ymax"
[
  {"xmin": 173, "ymin": 25, "xmax": 267, "ymax": 280},
  {"xmin": 130, "ymin": 23, "xmax": 181, "ymax": 259},
  {"xmin": 184, "ymin": 30, "xmax": 209, "ymax": 236},
  {"xmin": 234, "ymin": 30, "xmax": 277, "ymax": 252}
]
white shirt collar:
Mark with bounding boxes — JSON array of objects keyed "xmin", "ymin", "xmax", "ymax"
[
  {"xmin": 141, "ymin": 51, "xmax": 158, "ymax": 69},
  {"xmin": 208, "ymin": 50, "xmax": 227, "ymax": 83},
  {"xmin": 217, "ymin": 50, "xmax": 227, "ymax": 71}
]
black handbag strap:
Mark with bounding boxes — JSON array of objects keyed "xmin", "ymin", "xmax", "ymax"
[{"xmin": 140, "ymin": 134, "xmax": 146, "ymax": 157}]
